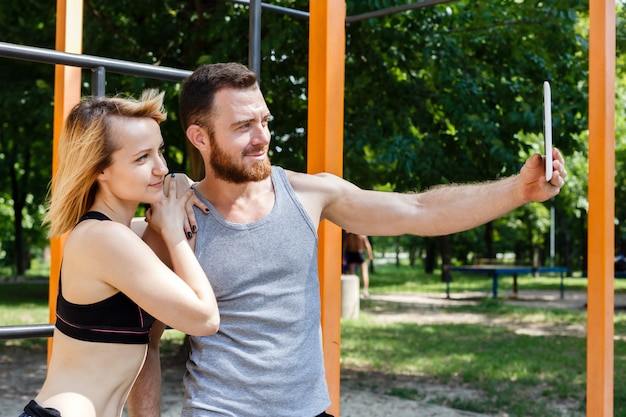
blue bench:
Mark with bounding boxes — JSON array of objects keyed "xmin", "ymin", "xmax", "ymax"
[{"xmin": 447, "ymin": 265, "xmax": 569, "ymax": 299}]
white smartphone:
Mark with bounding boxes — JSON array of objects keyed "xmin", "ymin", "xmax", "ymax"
[{"xmin": 543, "ymin": 81, "xmax": 553, "ymax": 181}]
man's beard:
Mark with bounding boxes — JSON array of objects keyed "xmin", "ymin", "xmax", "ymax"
[{"xmin": 209, "ymin": 137, "xmax": 271, "ymax": 184}]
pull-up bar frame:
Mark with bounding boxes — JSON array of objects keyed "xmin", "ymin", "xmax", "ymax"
[{"xmin": 0, "ymin": 1, "xmax": 616, "ymax": 415}]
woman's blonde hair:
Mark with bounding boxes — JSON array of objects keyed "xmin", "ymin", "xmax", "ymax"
[{"xmin": 43, "ymin": 89, "xmax": 166, "ymax": 237}]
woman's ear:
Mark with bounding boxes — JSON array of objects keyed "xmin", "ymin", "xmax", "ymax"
[{"xmin": 97, "ymin": 166, "xmax": 110, "ymax": 181}]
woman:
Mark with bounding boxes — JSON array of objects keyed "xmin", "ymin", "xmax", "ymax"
[{"xmin": 19, "ymin": 90, "xmax": 219, "ymax": 417}]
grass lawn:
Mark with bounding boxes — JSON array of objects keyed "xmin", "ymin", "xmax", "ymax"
[
  {"xmin": 1, "ymin": 261, "xmax": 625, "ymax": 416},
  {"xmin": 366, "ymin": 260, "xmax": 626, "ymax": 295},
  {"xmin": 342, "ymin": 261, "xmax": 626, "ymax": 416}
]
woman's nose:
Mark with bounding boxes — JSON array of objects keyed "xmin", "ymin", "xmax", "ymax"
[{"xmin": 155, "ymin": 153, "xmax": 169, "ymax": 175}]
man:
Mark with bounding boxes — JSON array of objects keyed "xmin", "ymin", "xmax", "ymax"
[
  {"xmin": 343, "ymin": 232, "xmax": 374, "ymax": 297},
  {"xmin": 131, "ymin": 62, "xmax": 566, "ymax": 417}
]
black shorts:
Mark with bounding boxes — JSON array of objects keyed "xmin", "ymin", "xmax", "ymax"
[
  {"xmin": 19, "ymin": 400, "xmax": 61, "ymax": 417},
  {"xmin": 346, "ymin": 251, "xmax": 365, "ymax": 264}
]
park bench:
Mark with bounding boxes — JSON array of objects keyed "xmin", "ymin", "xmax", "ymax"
[{"xmin": 445, "ymin": 259, "xmax": 569, "ymax": 299}]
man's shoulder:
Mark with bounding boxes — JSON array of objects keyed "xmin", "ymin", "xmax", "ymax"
[
  {"xmin": 283, "ymin": 168, "xmax": 339, "ymax": 184},
  {"xmin": 282, "ymin": 170, "xmax": 355, "ymax": 204}
]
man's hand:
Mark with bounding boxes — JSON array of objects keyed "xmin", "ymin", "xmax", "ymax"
[{"xmin": 519, "ymin": 147, "xmax": 567, "ymax": 203}]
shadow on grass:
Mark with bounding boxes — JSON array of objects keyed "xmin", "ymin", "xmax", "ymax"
[{"xmin": 341, "ymin": 319, "xmax": 587, "ymax": 416}]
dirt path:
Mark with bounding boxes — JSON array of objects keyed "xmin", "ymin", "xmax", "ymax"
[
  {"xmin": 0, "ymin": 345, "xmax": 491, "ymax": 417},
  {"xmin": 4, "ymin": 290, "xmax": 619, "ymax": 417}
]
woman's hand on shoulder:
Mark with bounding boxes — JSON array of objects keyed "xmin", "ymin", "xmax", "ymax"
[
  {"xmin": 157, "ymin": 173, "xmax": 209, "ymax": 240},
  {"xmin": 147, "ymin": 175, "xmax": 194, "ymax": 245}
]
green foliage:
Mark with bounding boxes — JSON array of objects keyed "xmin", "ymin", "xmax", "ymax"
[
  {"xmin": 0, "ymin": 1, "xmax": 56, "ymax": 271},
  {"xmin": 0, "ymin": 0, "xmax": 614, "ymax": 274},
  {"xmin": 615, "ymin": 19, "xmax": 626, "ymax": 253},
  {"xmin": 344, "ymin": 0, "xmax": 587, "ymax": 190},
  {"xmin": 341, "ymin": 1, "xmax": 590, "ymax": 269},
  {"xmin": 82, "ymin": 0, "xmax": 310, "ymax": 173}
]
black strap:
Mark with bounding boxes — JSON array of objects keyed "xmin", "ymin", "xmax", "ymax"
[
  {"xmin": 23, "ymin": 400, "xmax": 62, "ymax": 417},
  {"xmin": 79, "ymin": 211, "xmax": 111, "ymax": 223}
]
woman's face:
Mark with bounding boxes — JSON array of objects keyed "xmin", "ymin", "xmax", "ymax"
[{"xmin": 98, "ymin": 116, "xmax": 169, "ymax": 204}]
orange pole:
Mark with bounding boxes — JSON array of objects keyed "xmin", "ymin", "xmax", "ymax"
[
  {"xmin": 307, "ymin": 1, "xmax": 346, "ymax": 415},
  {"xmin": 48, "ymin": 0, "xmax": 83, "ymax": 360},
  {"xmin": 587, "ymin": 0, "xmax": 615, "ymax": 415}
]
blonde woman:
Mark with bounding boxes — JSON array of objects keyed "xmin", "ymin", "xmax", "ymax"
[{"xmin": 19, "ymin": 90, "xmax": 219, "ymax": 417}]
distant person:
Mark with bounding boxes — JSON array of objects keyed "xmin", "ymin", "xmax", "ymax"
[
  {"xmin": 616, "ymin": 254, "xmax": 626, "ymax": 272},
  {"xmin": 130, "ymin": 62, "xmax": 567, "ymax": 417},
  {"xmin": 19, "ymin": 90, "xmax": 219, "ymax": 417},
  {"xmin": 343, "ymin": 232, "xmax": 374, "ymax": 297}
]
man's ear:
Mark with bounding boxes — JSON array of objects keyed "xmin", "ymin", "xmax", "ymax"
[
  {"xmin": 186, "ymin": 125, "xmax": 208, "ymax": 180},
  {"xmin": 186, "ymin": 124, "xmax": 209, "ymax": 150}
]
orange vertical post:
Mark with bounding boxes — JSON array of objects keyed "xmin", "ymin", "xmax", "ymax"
[
  {"xmin": 48, "ymin": 0, "xmax": 83, "ymax": 359},
  {"xmin": 587, "ymin": 0, "xmax": 615, "ymax": 415},
  {"xmin": 307, "ymin": 1, "xmax": 346, "ymax": 415}
]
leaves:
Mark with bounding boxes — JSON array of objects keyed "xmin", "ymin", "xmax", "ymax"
[{"xmin": 0, "ymin": 0, "xmax": 602, "ymax": 272}]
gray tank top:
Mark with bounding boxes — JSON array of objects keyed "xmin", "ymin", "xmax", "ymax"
[{"xmin": 182, "ymin": 166, "xmax": 330, "ymax": 417}]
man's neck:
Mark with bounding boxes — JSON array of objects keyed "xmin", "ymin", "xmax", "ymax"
[{"xmin": 195, "ymin": 175, "xmax": 275, "ymax": 223}]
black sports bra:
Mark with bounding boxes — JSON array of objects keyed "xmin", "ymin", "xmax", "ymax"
[{"xmin": 54, "ymin": 211, "xmax": 156, "ymax": 344}]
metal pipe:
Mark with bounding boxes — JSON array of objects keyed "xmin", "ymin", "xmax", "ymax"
[
  {"xmin": 223, "ymin": 0, "xmax": 309, "ymax": 20},
  {"xmin": 346, "ymin": 0, "xmax": 457, "ymax": 23},
  {"xmin": 91, "ymin": 66, "xmax": 106, "ymax": 97},
  {"xmin": 0, "ymin": 42, "xmax": 191, "ymax": 82},
  {"xmin": 0, "ymin": 324, "xmax": 54, "ymax": 341},
  {"xmin": 249, "ymin": 0, "xmax": 262, "ymax": 79},
  {"xmin": 222, "ymin": 0, "xmax": 456, "ymax": 25}
]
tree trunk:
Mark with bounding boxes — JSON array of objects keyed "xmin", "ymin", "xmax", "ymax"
[
  {"xmin": 395, "ymin": 236, "xmax": 401, "ymax": 268},
  {"xmin": 484, "ymin": 221, "xmax": 494, "ymax": 259},
  {"xmin": 9, "ymin": 159, "xmax": 27, "ymax": 275}
]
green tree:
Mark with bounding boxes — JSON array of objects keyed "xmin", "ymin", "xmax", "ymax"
[
  {"xmin": 615, "ymin": 2, "xmax": 626, "ymax": 259},
  {"xmin": 343, "ymin": 0, "xmax": 588, "ymax": 270},
  {"xmin": 0, "ymin": 1, "xmax": 56, "ymax": 274},
  {"xmin": 0, "ymin": 0, "xmax": 597, "ymax": 275},
  {"xmin": 82, "ymin": 0, "xmax": 310, "ymax": 174}
]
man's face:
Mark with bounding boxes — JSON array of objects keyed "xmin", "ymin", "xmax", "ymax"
[{"xmin": 208, "ymin": 86, "xmax": 272, "ymax": 184}]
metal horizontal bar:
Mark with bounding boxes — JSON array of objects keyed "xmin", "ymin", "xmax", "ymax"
[
  {"xmin": 222, "ymin": 0, "xmax": 455, "ymax": 24},
  {"xmin": 0, "ymin": 324, "xmax": 54, "ymax": 340},
  {"xmin": 222, "ymin": 0, "xmax": 309, "ymax": 20},
  {"xmin": 346, "ymin": 0, "xmax": 457, "ymax": 23},
  {"xmin": 0, "ymin": 42, "xmax": 191, "ymax": 82}
]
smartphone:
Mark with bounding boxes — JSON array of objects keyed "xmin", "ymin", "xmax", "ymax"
[{"xmin": 543, "ymin": 81, "xmax": 553, "ymax": 181}]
